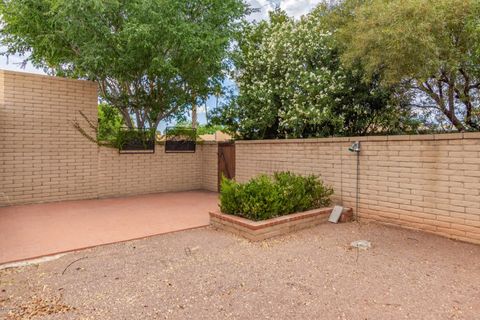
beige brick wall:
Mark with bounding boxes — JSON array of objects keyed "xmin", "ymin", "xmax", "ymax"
[
  {"xmin": 0, "ymin": 70, "xmax": 219, "ymax": 206},
  {"xmin": 4, "ymin": 70, "xmax": 480, "ymax": 245},
  {"xmin": 201, "ymin": 143, "xmax": 218, "ymax": 192},
  {"xmin": 236, "ymin": 133, "xmax": 480, "ymax": 244},
  {"xmin": 98, "ymin": 145, "xmax": 205, "ymax": 199},
  {"xmin": 0, "ymin": 70, "xmax": 98, "ymax": 205}
]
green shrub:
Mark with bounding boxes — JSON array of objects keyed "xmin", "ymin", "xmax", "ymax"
[{"xmin": 219, "ymin": 172, "xmax": 334, "ymax": 221}]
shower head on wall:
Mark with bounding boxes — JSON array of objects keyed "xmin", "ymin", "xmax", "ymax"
[{"xmin": 348, "ymin": 141, "xmax": 361, "ymax": 153}]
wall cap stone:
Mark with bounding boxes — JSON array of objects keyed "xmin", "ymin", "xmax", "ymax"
[
  {"xmin": 0, "ymin": 69, "xmax": 97, "ymax": 87},
  {"xmin": 234, "ymin": 132, "xmax": 479, "ymax": 145}
]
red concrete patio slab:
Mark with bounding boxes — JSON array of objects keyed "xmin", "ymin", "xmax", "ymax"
[{"xmin": 0, "ymin": 190, "xmax": 218, "ymax": 265}]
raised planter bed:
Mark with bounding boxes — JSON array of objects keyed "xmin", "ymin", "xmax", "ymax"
[{"xmin": 210, "ymin": 207, "xmax": 353, "ymax": 241}]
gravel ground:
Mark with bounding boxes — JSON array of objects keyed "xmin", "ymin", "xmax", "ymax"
[{"xmin": 1, "ymin": 222, "xmax": 479, "ymax": 320}]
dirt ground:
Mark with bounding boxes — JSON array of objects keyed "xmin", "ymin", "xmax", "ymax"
[{"xmin": 1, "ymin": 222, "xmax": 479, "ymax": 320}]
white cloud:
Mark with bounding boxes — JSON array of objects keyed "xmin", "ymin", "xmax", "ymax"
[
  {"xmin": 279, "ymin": 0, "xmax": 322, "ymax": 18},
  {"xmin": 246, "ymin": 0, "xmax": 324, "ymax": 21}
]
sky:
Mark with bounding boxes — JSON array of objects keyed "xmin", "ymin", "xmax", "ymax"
[
  {"xmin": 248, "ymin": 0, "xmax": 324, "ymax": 21},
  {"xmin": 0, "ymin": 0, "xmax": 325, "ymax": 128}
]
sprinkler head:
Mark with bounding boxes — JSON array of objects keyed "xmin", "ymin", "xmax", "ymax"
[{"xmin": 348, "ymin": 141, "xmax": 361, "ymax": 153}]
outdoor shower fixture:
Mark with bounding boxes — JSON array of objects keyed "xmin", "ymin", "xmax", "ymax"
[
  {"xmin": 330, "ymin": 142, "xmax": 360, "ymax": 223},
  {"xmin": 348, "ymin": 141, "xmax": 360, "ymax": 221},
  {"xmin": 348, "ymin": 141, "xmax": 361, "ymax": 153}
]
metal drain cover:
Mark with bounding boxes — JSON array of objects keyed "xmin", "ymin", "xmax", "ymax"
[{"xmin": 350, "ymin": 240, "xmax": 371, "ymax": 250}]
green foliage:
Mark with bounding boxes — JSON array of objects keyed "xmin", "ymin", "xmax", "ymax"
[
  {"xmin": 0, "ymin": 0, "xmax": 247, "ymax": 130},
  {"xmin": 213, "ymin": 8, "xmax": 418, "ymax": 139},
  {"xmin": 114, "ymin": 128, "xmax": 155, "ymax": 151},
  {"xmin": 97, "ymin": 103, "xmax": 123, "ymax": 144},
  {"xmin": 219, "ymin": 172, "xmax": 334, "ymax": 221},
  {"xmin": 172, "ymin": 122, "xmax": 225, "ymax": 136},
  {"xmin": 338, "ymin": 0, "xmax": 480, "ymax": 131},
  {"xmin": 166, "ymin": 126, "xmax": 197, "ymax": 140},
  {"xmin": 197, "ymin": 124, "xmax": 225, "ymax": 136},
  {"xmin": 218, "ymin": 177, "xmax": 243, "ymax": 215}
]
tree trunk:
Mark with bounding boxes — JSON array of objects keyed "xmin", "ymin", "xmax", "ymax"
[
  {"xmin": 420, "ymin": 81, "xmax": 466, "ymax": 132},
  {"xmin": 204, "ymin": 99, "xmax": 209, "ymax": 125},
  {"xmin": 446, "ymin": 80, "xmax": 466, "ymax": 132},
  {"xmin": 443, "ymin": 109, "xmax": 466, "ymax": 131},
  {"xmin": 118, "ymin": 108, "xmax": 134, "ymax": 129},
  {"xmin": 192, "ymin": 100, "xmax": 197, "ymax": 129}
]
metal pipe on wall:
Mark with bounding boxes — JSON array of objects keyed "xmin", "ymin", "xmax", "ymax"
[{"xmin": 348, "ymin": 141, "xmax": 361, "ymax": 221}]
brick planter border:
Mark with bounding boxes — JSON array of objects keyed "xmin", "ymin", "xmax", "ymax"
[{"xmin": 210, "ymin": 207, "xmax": 353, "ymax": 241}]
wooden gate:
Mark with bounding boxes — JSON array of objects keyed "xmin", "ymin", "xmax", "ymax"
[{"xmin": 218, "ymin": 142, "xmax": 235, "ymax": 191}]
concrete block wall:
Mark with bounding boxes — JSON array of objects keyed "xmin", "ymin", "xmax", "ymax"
[
  {"xmin": 0, "ymin": 70, "xmax": 219, "ymax": 206},
  {"xmin": 235, "ymin": 134, "xmax": 480, "ymax": 244}
]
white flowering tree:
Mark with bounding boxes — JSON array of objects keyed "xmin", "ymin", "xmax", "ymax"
[{"xmin": 214, "ymin": 8, "xmax": 417, "ymax": 139}]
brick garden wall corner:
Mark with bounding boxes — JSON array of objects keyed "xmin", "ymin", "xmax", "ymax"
[
  {"xmin": 0, "ymin": 70, "xmax": 218, "ymax": 206},
  {"xmin": 2, "ymin": 70, "xmax": 480, "ymax": 246},
  {"xmin": 0, "ymin": 70, "xmax": 99, "ymax": 205},
  {"xmin": 200, "ymin": 142, "xmax": 218, "ymax": 192}
]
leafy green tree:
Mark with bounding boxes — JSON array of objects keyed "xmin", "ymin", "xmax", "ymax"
[
  {"xmin": 97, "ymin": 103, "xmax": 123, "ymax": 143},
  {"xmin": 339, "ymin": 0, "xmax": 480, "ymax": 131},
  {"xmin": 213, "ymin": 8, "xmax": 417, "ymax": 139},
  {"xmin": 0, "ymin": 0, "xmax": 246, "ymax": 130}
]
